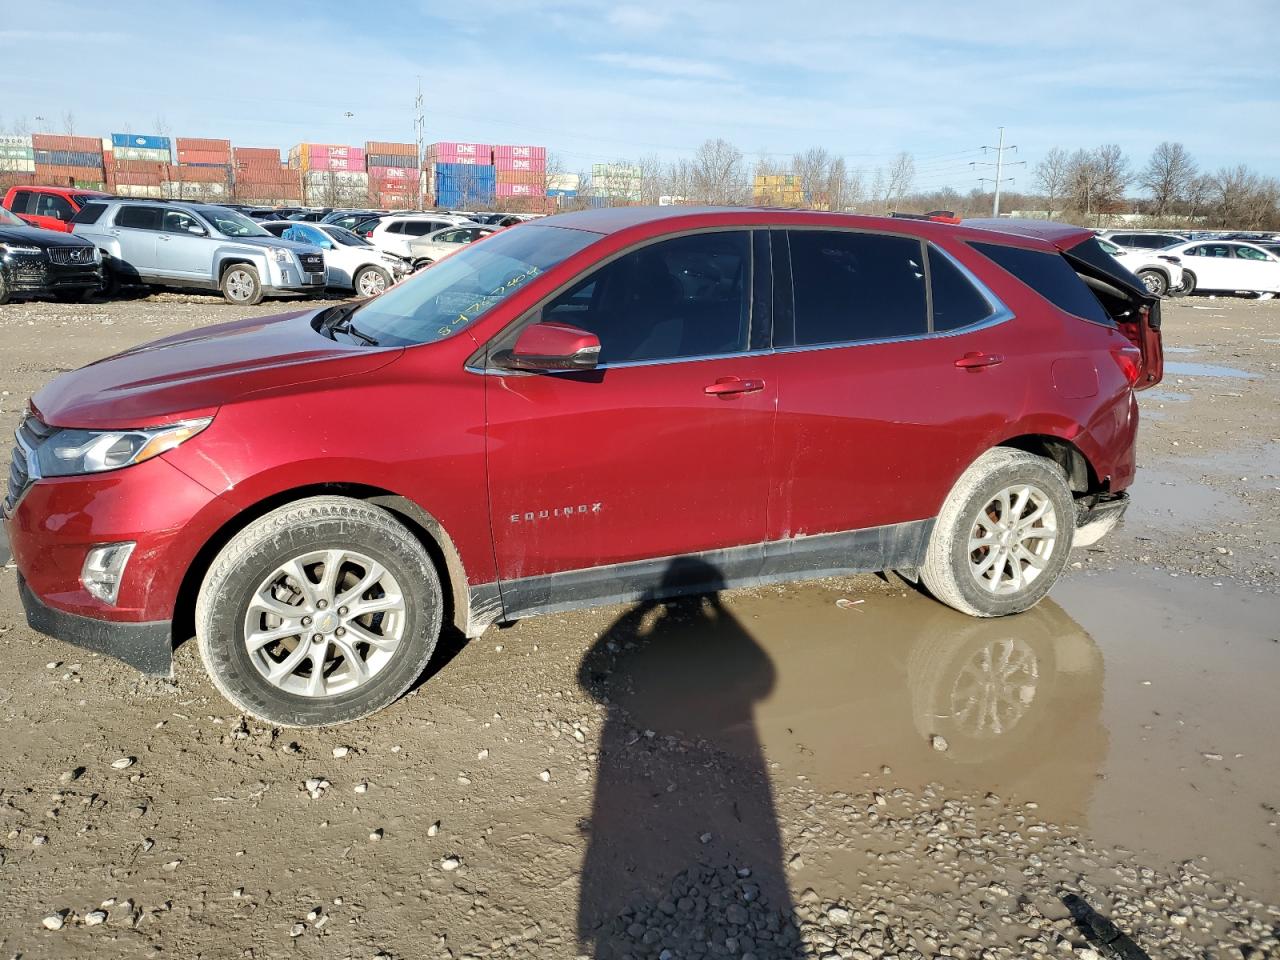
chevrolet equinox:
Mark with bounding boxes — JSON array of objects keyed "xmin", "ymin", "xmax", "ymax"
[{"xmin": 4, "ymin": 207, "xmax": 1163, "ymax": 725}]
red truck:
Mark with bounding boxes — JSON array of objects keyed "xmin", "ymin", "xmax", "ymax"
[
  {"xmin": 2, "ymin": 185, "xmax": 111, "ymax": 233},
  {"xmin": 3, "ymin": 207, "xmax": 1162, "ymax": 726}
]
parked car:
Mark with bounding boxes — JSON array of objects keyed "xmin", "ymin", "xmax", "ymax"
[
  {"xmin": 2, "ymin": 185, "xmax": 112, "ymax": 234},
  {"xmin": 261, "ymin": 220, "xmax": 412, "ymax": 295},
  {"xmin": 1095, "ymin": 237, "xmax": 1183, "ymax": 297},
  {"xmin": 4, "ymin": 208, "xmax": 1162, "ymax": 726},
  {"xmin": 406, "ymin": 224, "xmax": 498, "ymax": 265},
  {"xmin": 287, "ymin": 209, "xmax": 332, "ymax": 222},
  {"xmin": 321, "ymin": 209, "xmax": 383, "ymax": 230},
  {"xmin": 1097, "ymin": 230, "xmax": 1187, "ymax": 251},
  {"xmin": 365, "ymin": 214, "xmax": 474, "ymax": 257},
  {"xmin": 0, "ymin": 204, "xmax": 103, "ymax": 304},
  {"xmin": 71, "ymin": 199, "xmax": 326, "ymax": 304},
  {"xmin": 1160, "ymin": 240, "xmax": 1280, "ymax": 296}
]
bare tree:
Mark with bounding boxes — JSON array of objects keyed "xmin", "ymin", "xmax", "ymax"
[
  {"xmin": 1092, "ymin": 144, "xmax": 1131, "ymax": 216},
  {"xmin": 1034, "ymin": 147, "xmax": 1070, "ymax": 217},
  {"xmin": 688, "ymin": 138, "xmax": 746, "ymax": 205},
  {"xmin": 1140, "ymin": 142, "xmax": 1196, "ymax": 218},
  {"xmin": 62, "ymin": 111, "xmax": 76, "ymax": 135},
  {"xmin": 635, "ymin": 153, "xmax": 667, "ymax": 205},
  {"xmin": 883, "ymin": 152, "xmax": 915, "ymax": 205}
]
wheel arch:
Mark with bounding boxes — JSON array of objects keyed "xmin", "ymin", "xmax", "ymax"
[
  {"xmin": 995, "ymin": 433, "xmax": 1100, "ymax": 495},
  {"xmin": 172, "ymin": 482, "xmax": 474, "ymax": 650},
  {"xmin": 216, "ymin": 254, "xmax": 261, "ymax": 280}
]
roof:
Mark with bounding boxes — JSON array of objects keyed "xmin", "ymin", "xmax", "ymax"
[{"xmin": 539, "ymin": 205, "xmax": 1096, "ymax": 251}]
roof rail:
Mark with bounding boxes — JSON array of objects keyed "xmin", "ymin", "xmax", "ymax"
[{"xmin": 889, "ymin": 210, "xmax": 961, "ymax": 224}]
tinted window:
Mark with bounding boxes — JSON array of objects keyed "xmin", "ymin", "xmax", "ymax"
[
  {"xmin": 787, "ymin": 230, "xmax": 927, "ymax": 346},
  {"xmin": 540, "ymin": 231, "xmax": 751, "ymax": 364},
  {"xmin": 971, "ymin": 241, "xmax": 1109, "ymax": 324},
  {"xmin": 35, "ymin": 193, "xmax": 74, "ymax": 221},
  {"xmin": 928, "ymin": 247, "xmax": 996, "ymax": 332},
  {"xmin": 403, "ymin": 221, "xmax": 443, "ymax": 236},
  {"xmin": 115, "ymin": 205, "xmax": 163, "ymax": 230},
  {"xmin": 385, "ymin": 221, "xmax": 404, "ymax": 234},
  {"xmin": 11, "ymin": 190, "xmax": 33, "ymax": 214},
  {"xmin": 71, "ymin": 201, "xmax": 108, "ymax": 225}
]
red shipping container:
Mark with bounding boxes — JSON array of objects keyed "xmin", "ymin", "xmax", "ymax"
[
  {"xmin": 496, "ymin": 182, "xmax": 538, "ymax": 197},
  {"xmin": 494, "ymin": 156, "xmax": 547, "ymax": 173},
  {"xmin": 308, "ymin": 155, "xmax": 365, "ymax": 172},
  {"xmin": 170, "ymin": 166, "xmax": 229, "ymax": 183},
  {"xmin": 496, "ymin": 170, "xmax": 543, "ymax": 186},
  {"xmin": 306, "ymin": 145, "xmax": 364, "ymax": 162},
  {"xmin": 34, "ymin": 164, "xmax": 105, "ymax": 183},
  {"xmin": 368, "ymin": 165, "xmax": 411, "ymax": 181},
  {"xmin": 177, "ymin": 150, "xmax": 231, "ymax": 165},
  {"xmin": 233, "ymin": 147, "xmax": 282, "ymax": 161},
  {"xmin": 493, "ymin": 144, "xmax": 547, "ymax": 162},
  {"xmin": 32, "ymin": 134, "xmax": 103, "ymax": 154},
  {"xmin": 365, "ymin": 141, "xmax": 417, "ymax": 157},
  {"xmin": 428, "ymin": 153, "xmax": 484, "ymax": 166}
]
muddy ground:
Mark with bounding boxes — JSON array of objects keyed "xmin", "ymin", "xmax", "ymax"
[{"xmin": 0, "ymin": 291, "xmax": 1276, "ymax": 960}]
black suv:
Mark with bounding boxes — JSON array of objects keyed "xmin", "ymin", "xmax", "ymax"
[{"xmin": 0, "ymin": 205, "xmax": 102, "ymax": 304}]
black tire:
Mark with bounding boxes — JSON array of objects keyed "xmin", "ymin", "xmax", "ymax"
[
  {"xmin": 1169, "ymin": 270, "xmax": 1195, "ymax": 297},
  {"xmin": 919, "ymin": 448, "xmax": 1075, "ymax": 618},
  {"xmin": 0, "ymin": 269, "xmax": 11, "ymax": 305},
  {"xmin": 220, "ymin": 263, "xmax": 263, "ymax": 305},
  {"xmin": 195, "ymin": 496, "xmax": 444, "ymax": 726},
  {"xmin": 412, "ymin": 259, "xmax": 433, "ymax": 271},
  {"xmin": 1135, "ymin": 269, "xmax": 1167, "ymax": 298},
  {"xmin": 53, "ymin": 288, "xmax": 90, "ymax": 303},
  {"xmin": 353, "ymin": 265, "xmax": 390, "ymax": 298}
]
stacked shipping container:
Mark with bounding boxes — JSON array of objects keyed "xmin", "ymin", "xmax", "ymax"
[
  {"xmin": 232, "ymin": 146, "xmax": 300, "ymax": 203},
  {"xmin": 494, "ymin": 144, "xmax": 546, "ymax": 198},
  {"xmin": 31, "ymin": 134, "xmax": 105, "ymax": 190},
  {"xmin": 591, "ymin": 162, "xmax": 642, "ymax": 203},
  {"xmin": 365, "ymin": 141, "xmax": 417, "ymax": 208},
  {"xmin": 752, "ymin": 174, "xmax": 805, "ymax": 207},
  {"xmin": 167, "ymin": 137, "xmax": 232, "ymax": 199}
]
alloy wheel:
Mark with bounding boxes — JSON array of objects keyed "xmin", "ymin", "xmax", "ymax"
[
  {"xmin": 243, "ymin": 549, "xmax": 406, "ymax": 697},
  {"xmin": 966, "ymin": 484, "xmax": 1058, "ymax": 595},
  {"xmin": 225, "ymin": 269, "xmax": 255, "ymax": 302}
]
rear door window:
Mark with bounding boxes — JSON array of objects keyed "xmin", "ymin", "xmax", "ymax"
[
  {"xmin": 115, "ymin": 205, "xmax": 163, "ymax": 230},
  {"xmin": 1233, "ymin": 245, "xmax": 1270, "ymax": 262},
  {"xmin": 927, "ymin": 246, "xmax": 997, "ymax": 332},
  {"xmin": 970, "ymin": 241, "xmax": 1109, "ymax": 325},
  {"xmin": 783, "ymin": 230, "xmax": 928, "ymax": 346},
  {"xmin": 10, "ymin": 190, "xmax": 34, "ymax": 214}
]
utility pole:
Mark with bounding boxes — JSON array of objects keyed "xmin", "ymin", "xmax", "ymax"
[
  {"xmin": 971, "ymin": 126, "xmax": 1025, "ymax": 217},
  {"xmin": 413, "ymin": 77, "xmax": 425, "ymax": 210}
]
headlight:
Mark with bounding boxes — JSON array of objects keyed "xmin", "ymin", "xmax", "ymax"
[
  {"xmin": 273, "ymin": 248, "xmax": 293, "ymax": 264},
  {"xmin": 0, "ymin": 243, "xmax": 43, "ymax": 259},
  {"xmin": 36, "ymin": 418, "xmax": 212, "ymax": 477},
  {"xmin": 89, "ymin": 247, "xmax": 102, "ymax": 263}
]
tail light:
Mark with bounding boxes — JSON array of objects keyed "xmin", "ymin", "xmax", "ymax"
[{"xmin": 1111, "ymin": 344, "xmax": 1143, "ymax": 385}]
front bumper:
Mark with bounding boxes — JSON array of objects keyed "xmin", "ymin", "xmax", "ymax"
[
  {"xmin": 3, "ymin": 258, "xmax": 103, "ymax": 295},
  {"xmin": 18, "ymin": 574, "xmax": 172, "ymax": 675}
]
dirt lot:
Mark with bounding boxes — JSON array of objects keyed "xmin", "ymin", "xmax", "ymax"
[{"xmin": 0, "ymin": 291, "xmax": 1277, "ymax": 960}]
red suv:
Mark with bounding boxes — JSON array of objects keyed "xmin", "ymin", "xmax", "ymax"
[
  {"xmin": 2, "ymin": 185, "xmax": 111, "ymax": 233},
  {"xmin": 3, "ymin": 208, "xmax": 1162, "ymax": 726}
]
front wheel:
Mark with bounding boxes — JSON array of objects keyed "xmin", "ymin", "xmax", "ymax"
[
  {"xmin": 919, "ymin": 448, "xmax": 1075, "ymax": 618},
  {"xmin": 0, "ymin": 270, "xmax": 11, "ymax": 305},
  {"xmin": 353, "ymin": 265, "xmax": 390, "ymax": 298},
  {"xmin": 220, "ymin": 264, "xmax": 263, "ymax": 305},
  {"xmin": 195, "ymin": 496, "xmax": 443, "ymax": 726},
  {"xmin": 1135, "ymin": 269, "xmax": 1167, "ymax": 298}
]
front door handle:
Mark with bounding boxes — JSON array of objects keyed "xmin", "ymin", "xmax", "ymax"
[
  {"xmin": 955, "ymin": 352, "xmax": 1004, "ymax": 370},
  {"xmin": 704, "ymin": 377, "xmax": 765, "ymax": 397}
]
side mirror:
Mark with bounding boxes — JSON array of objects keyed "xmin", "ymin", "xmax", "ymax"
[
  {"xmin": 503, "ymin": 322, "xmax": 601, "ymax": 371},
  {"xmin": 187, "ymin": 225, "xmax": 207, "ymax": 236}
]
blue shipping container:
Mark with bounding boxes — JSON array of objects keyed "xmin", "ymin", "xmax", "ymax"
[
  {"xmin": 111, "ymin": 133, "xmax": 171, "ymax": 150},
  {"xmin": 34, "ymin": 150, "xmax": 103, "ymax": 167},
  {"xmin": 547, "ymin": 188, "xmax": 578, "ymax": 198}
]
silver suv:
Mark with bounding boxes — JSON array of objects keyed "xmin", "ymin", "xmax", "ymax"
[{"xmin": 71, "ymin": 199, "xmax": 326, "ymax": 304}]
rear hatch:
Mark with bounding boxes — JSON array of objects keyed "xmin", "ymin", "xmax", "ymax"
[{"xmin": 964, "ymin": 219, "xmax": 1163, "ymax": 389}]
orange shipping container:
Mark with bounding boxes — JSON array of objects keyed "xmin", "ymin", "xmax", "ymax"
[
  {"xmin": 496, "ymin": 170, "xmax": 543, "ymax": 186},
  {"xmin": 233, "ymin": 146, "xmax": 282, "ymax": 162},
  {"xmin": 177, "ymin": 150, "xmax": 231, "ymax": 165},
  {"xmin": 169, "ymin": 165, "xmax": 229, "ymax": 183},
  {"xmin": 176, "ymin": 137, "xmax": 231, "ymax": 153},
  {"xmin": 34, "ymin": 164, "xmax": 106, "ymax": 183},
  {"xmin": 365, "ymin": 141, "xmax": 417, "ymax": 156}
]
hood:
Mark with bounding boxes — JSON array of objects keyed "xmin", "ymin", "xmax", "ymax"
[
  {"xmin": 32, "ymin": 309, "xmax": 403, "ymax": 430},
  {"xmin": 0, "ymin": 224, "xmax": 95, "ymax": 248},
  {"xmin": 220, "ymin": 233, "xmax": 322, "ymax": 255}
]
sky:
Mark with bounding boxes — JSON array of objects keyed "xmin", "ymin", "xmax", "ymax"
[{"xmin": 2, "ymin": 0, "xmax": 1278, "ymax": 194}]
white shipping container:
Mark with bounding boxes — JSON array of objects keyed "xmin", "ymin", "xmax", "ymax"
[
  {"xmin": 163, "ymin": 181, "xmax": 227, "ymax": 199},
  {"xmin": 303, "ymin": 170, "xmax": 369, "ymax": 186},
  {"xmin": 113, "ymin": 146, "xmax": 170, "ymax": 162},
  {"xmin": 0, "ymin": 134, "xmax": 33, "ymax": 148},
  {"xmin": 0, "ymin": 158, "xmax": 36, "ymax": 173},
  {"xmin": 547, "ymin": 173, "xmax": 580, "ymax": 192},
  {"xmin": 115, "ymin": 184, "xmax": 164, "ymax": 198}
]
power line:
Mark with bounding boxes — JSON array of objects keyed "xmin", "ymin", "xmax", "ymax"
[{"xmin": 971, "ymin": 126, "xmax": 1025, "ymax": 216}]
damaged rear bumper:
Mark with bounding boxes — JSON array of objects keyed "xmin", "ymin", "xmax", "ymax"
[{"xmin": 1074, "ymin": 492, "xmax": 1129, "ymax": 548}]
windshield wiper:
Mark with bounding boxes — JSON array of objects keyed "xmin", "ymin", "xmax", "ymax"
[{"xmin": 318, "ymin": 303, "xmax": 380, "ymax": 345}]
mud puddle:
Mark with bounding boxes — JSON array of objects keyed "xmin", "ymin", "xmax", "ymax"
[
  {"xmin": 604, "ymin": 571, "xmax": 1279, "ymax": 899},
  {"xmin": 1164, "ymin": 361, "xmax": 1260, "ymax": 379}
]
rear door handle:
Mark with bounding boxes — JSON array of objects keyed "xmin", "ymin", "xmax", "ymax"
[
  {"xmin": 704, "ymin": 376, "xmax": 765, "ymax": 397},
  {"xmin": 955, "ymin": 352, "xmax": 1004, "ymax": 370}
]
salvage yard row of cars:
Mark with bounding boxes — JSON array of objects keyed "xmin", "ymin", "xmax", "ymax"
[
  {"xmin": 0, "ymin": 185, "xmax": 536, "ymax": 304},
  {"xmin": 3, "ymin": 183, "xmax": 1280, "ymax": 305}
]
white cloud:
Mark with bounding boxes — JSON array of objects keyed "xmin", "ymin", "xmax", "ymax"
[{"xmin": 591, "ymin": 53, "xmax": 731, "ymax": 81}]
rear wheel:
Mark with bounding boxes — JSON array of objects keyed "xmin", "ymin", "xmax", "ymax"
[
  {"xmin": 1135, "ymin": 269, "xmax": 1167, "ymax": 298},
  {"xmin": 196, "ymin": 496, "xmax": 443, "ymax": 726},
  {"xmin": 1169, "ymin": 270, "xmax": 1195, "ymax": 297},
  {"xmin": 353, "ymin": 265, "xmax": 390, "ymax": 298},
  {"xmin": 920, "ymin": 448, "xmax": 1075, "ymax": 618},
  {"xmin": 220, "ymin": 264, "xmax": 263, "ymax": 305}
]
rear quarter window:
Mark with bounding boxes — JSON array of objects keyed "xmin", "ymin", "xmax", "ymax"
[
  {"xmin": 970, "ymin": 241, "xmax": 1110, "ymax": 325},
  {"xmin": 71, "ymin": 201, "xmax": 108, "ymax": 225}
]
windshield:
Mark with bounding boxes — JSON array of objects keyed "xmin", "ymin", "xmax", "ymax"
[
  {"xmin": 198, "ymin": 207, "xmax": 272, "ymax": 238},
  {"xmin": 348, "ymin": 224, "xmax": 598, "ymax": 347},
  {"xmin": 328, "ymin": 226, "xmax": 371, "ymax": 247},
  {"xmin": 0, "ymin": 206, "xmax": 23, "ymax": 227}
]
